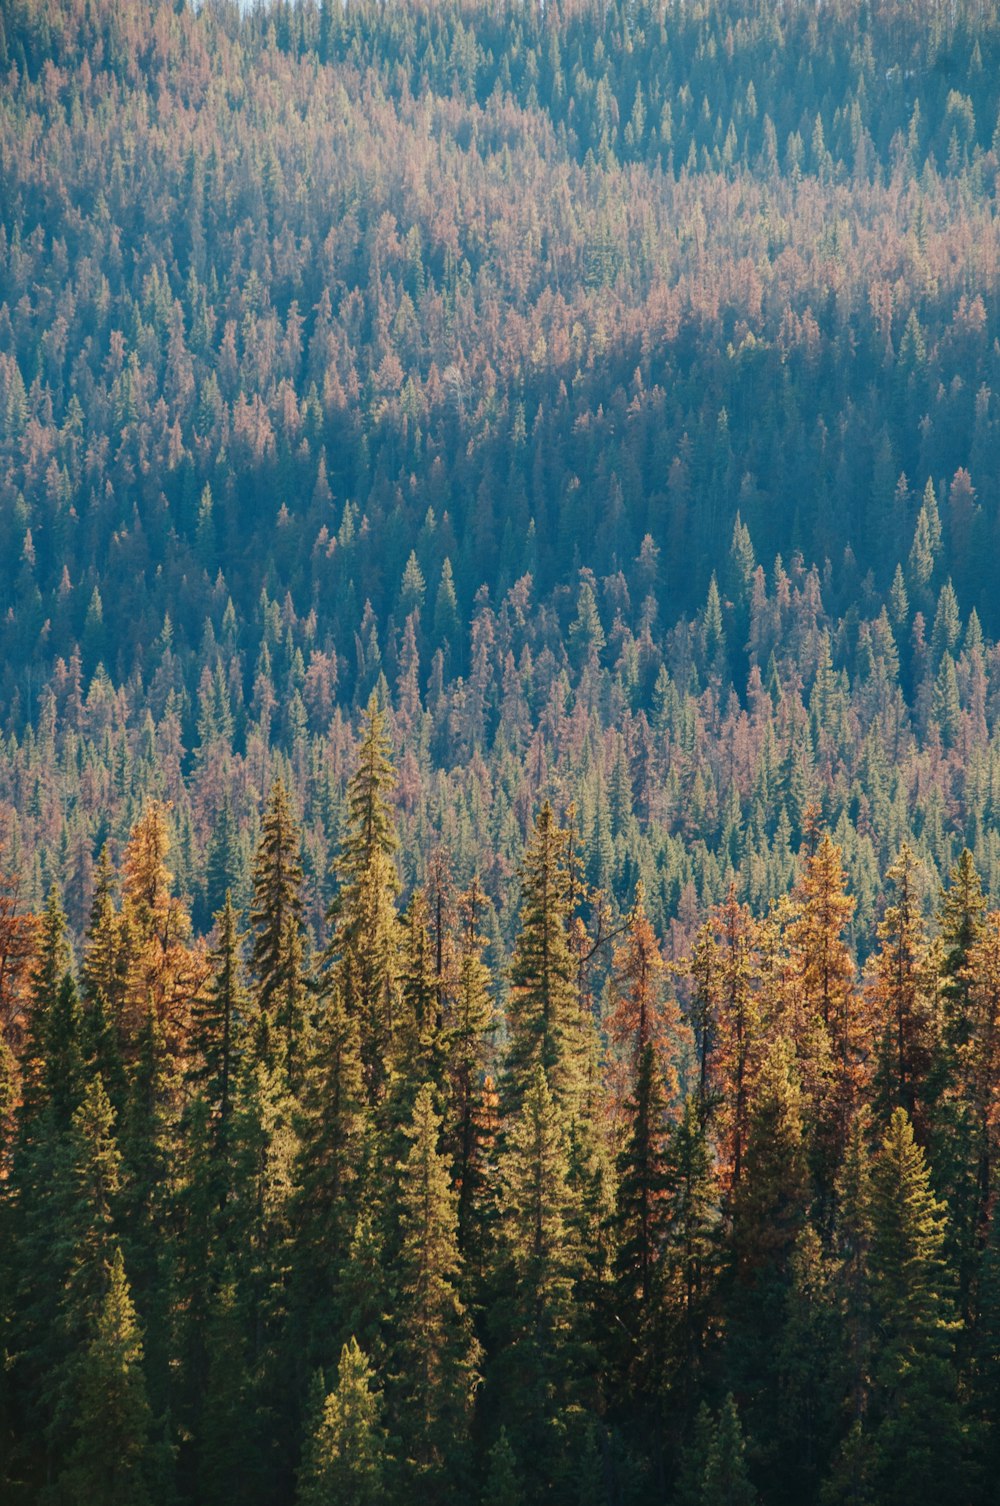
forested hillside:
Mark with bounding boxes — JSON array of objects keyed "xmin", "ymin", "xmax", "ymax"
[{"xmin": 2, "ymin": 0, "xmax": 1000, "ymax": 1501}]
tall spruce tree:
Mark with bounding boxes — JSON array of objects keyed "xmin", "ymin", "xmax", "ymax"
[
  {"xmin": 298, "ymin": 1338, "xmax": 387, "ymax": 1506},
  {"xmin": 504, "ymin": 803, "xmax": 583, "ymax": 1120},
  {"xmin": 389, "ymin": 1083, "xmax": 480, "ymax": 1497},
  {"xmin": 329, "ymin": 696, "xmax": 401, "ymax": 1103},
  {"xmin": 445, "ymin": 877, "xmax": 496, "ymax": 1270},
  {"xmin": 491, "ymin": 1066, "xmax": 587, "ymax": 1497},
  {"xmin": 250, "ymin": 779, "xmax": 308, "ymax": 1086},
  {"xmin": 868, "ymin": 1108, "xmax": 965, "ymax": 1505},
  {"xmin": 59, "ymin": 1246, "xmax": 156, "ymax": 1506}
]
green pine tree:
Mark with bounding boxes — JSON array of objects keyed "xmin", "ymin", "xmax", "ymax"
[
  {"xmin": 868, "ymin": 1108, "xmax": 965, "ymax": 1505},
  {"xmin": 504, "ymin": 803, "xmax": 584, "ymax": 1120},
  {"xmin": 389, "ymin": 1083, "xmax": 480, "ymax": 1494},
  {"xmin": 298, "ymin": 1337, "xmax": 387, "ymax": 1506},
  {"xmin": 59, "ymin": 1246, "xmax": 155, "ymax": 1506}
]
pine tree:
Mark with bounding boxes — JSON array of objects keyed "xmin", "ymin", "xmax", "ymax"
[
  {"xmin": 389, "ymin": 1083, "xmax": 480, "ymax": 1495},
  {"xmin": 250, "ymin": 779, "xmax": 308, "ymax": 1085},
  {"xmin": 613, "ymin": 1042, "xmax": 671, "ymax": 1397},
  {"xmin": 870, "ymin": 844, "xmax": 936, "ymax": 1131},
  {"xmin": 868, "ymin": 1108, "xmax": 965, "ymax": 1505},
  {"xmin": 291, "ymin": 986, "xmax": 367, "ymax": 1367},
  {"xmin": 702, "ymin": 1395, "xmax": 757, "ymax": 1506},
  {"xmin": 298, "ymin": 1338, "xmax": 387, "ymax": 1506},
  {"xmin": 491, "ymin": 1066, "xmax": 586, "ymax": 1494},
  {"xmin": 329, "ymin": 697, "xmax": 401, "ymax": 1103},
  {"xmin": 786, "ymin": 830, "xmax": 859, "ymax": 1210},
  {"xmin": 482, "ymin": 1426, "xmax": 523, "ymax": 1506},
  {"xmin": 60, "ymin": 1247, "xmax": 155, "ymax": 1506},
  {"xmin": 119, "ymin": 803, "xmax": 208, "ymax": 1064},
  {"xmin": 504, "ymin": 803, "xmax": 583, "ymax": 1119},
  {"xmin": 712, "ymin": 889, "xmax": 763, "ymax": 1195},
  {"xmin": 831, "ymin": 1110, "xmax": 874, "ymax": 1447},
  {"xmin": 729, "ymin": 1037, "xmax": 809, "ymax": 1436},
  {"xmin": 81, "ymin": 842, "xmax": 124, "ymax": 1018},
  {"xmin": 661, "ymin": 1097, "xmax": 719, "ymax": 1405},
  {"xmin": 775, "ymin": 1225, "xmax": 838, "ymax": 1502},
  {"xmin": 191, "ymin": 893, "xmax": 247, "ymax": 1159},
  {"xmin": 938, "ymin": 848, "xmax": 986, "ymax": 1057},
  {"xmin": 605, "ymin": 884, "xmax": 676, "ymax": 1135},
  {"xmin": 445, "ymin": 878, "xmax": 496, "ymax": 1268}
]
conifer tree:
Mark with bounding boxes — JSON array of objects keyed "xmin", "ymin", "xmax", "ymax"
[
  {"xmin": 191, "ymin": 893, "xmax": 246, "ymax": 1159},
  {"xmin": 389, "ymin": 1083, "xmax": 480, "ymax": 1495},
  {"xmin": 786, "ymin": 830, "xmax": 859, "ymax": 1199},
  {"xmin": 298, "ymin": 1338, "xmax": 387, "ymax": 1506},
  {"xmin": 613, "ymin": 1041, "xmax": 670, "ymax": 1396},
  {"xmin": 775, "ymin": 1224, "xmax": 838, "ymax": 1502},
  {"xmin": 606, "ymin": 884, "xmax": 676, "ymax": 1134},
  {"xmin": 445, "ymin": 878, "xmax": 496, "ymax": 1268},
  {"xmin": 60, "ymin": 1246, "xmax": 155, "ymax": 1506},
  {"xmin": 291, "ymin": 985, "xmax": 367, "ymax": 1366},
  {"xmin": 491, "ymin": 1066, "xmax": 586, "ymax": 1493},
  {"xmin": 329, "ymin": 697, "xmax": 401, "ymax": 1102},
  {"xmin": 504, "ymin": 803, "xmax": 583, "ymax": 1119},
  {"xmin": 730, "ymin": 1037, "xmax": 810, "ymax": 1406},
  {"xmin": 868, "ymin": 1108, "xmax": 965, "ymax": 1505},
  {"xmin": 482, "ymin": 1426, "xmax": 523, "ymax": 1506},
  {"xmin": 938, "ymin": 848, "xmax": 986, "ymax": 1057},
  {"xmin": 81, "ymin": 842, "xmax": 124, "ymax": 1020},
  {"xmin": 712, "ymin": 889, "xmax": 763, "ymax": 1195},
  {"xmin": 661, "ymin": 1096, "xmax": 719, "ymax": 1405},
  {"xmin": 870, "ymin": 844, "xmax": 936, "ymax": 1131},
  {"xmin": 831, "ymin": 1110, "xmax": 874, "ymax": 1446},
  {"xmin": 701, "ymin": 1395, "xmax": 757, "ymax": 1506},
  {"xmin": 250, "ymin": 779, "xmax": 308, "ymax": 1085}
]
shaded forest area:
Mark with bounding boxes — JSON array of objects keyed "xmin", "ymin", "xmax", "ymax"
[{"xmin": 2, "ymin": 0, "xmax": 1000, "ymax": 1500}]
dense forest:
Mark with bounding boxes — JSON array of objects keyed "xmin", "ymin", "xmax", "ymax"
[{"xmin": 3, "ymin": 0, "xmax": 1000, "ymax": 1500}]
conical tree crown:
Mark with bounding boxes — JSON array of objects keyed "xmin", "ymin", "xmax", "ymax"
[
  {"xmin": 504, "ymin": 802, "xmax": 582, "ymax": 1118},
  {"xmin": 298, "ymin": 1337, "xmax": 386, "ymax": 1506},
  {"xmin": 62, "ymin": 1245, "xmax": 153, "ymax": 1506}
]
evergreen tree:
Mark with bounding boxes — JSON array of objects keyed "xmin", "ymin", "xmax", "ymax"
[
  {"xmin": 250, "ymin": 779, "xmax": 308, "ymax": 1085},
  {"xmin": 191, "ymin": 893, "xmax": 247, "ymax": 1160},
  {"xmin": 491, "ymin": 1066, "xmax": 587, "ymax": 1496},
  {"xmin": 59, "ymin": 1246, "xmax": 155, "ymax": 1506},
  {"xmin": 389, "ymin": 1083, "xmax": 480, "ymax": 1496},
  {"xmin": 291, "ymin": 986, "xmax": 367, "ymax": 1367},
  {"xmin": 482, "ymin": 1426, "xmax": 523, "ymax": 1506},
  {"xmin": 504, "ymin": 803, "xmax": 583, "ymax": 1120},
  {"xmin": 329, "ymin": 696, "xmax": 401, "ymax": 1103},
  {"xmin": 612, "ymin": 1041, "xmax": 670, "ymax": 1398},
  {"xmin": 786, "ymin": 830, "xmax": 858, "ymax": 1201},
  {"xmin": 298, "ymin": 1338, "xmax": 387, "ymax": 1506},
  {"xmin": 445, "ymin": 878, "xmax": 496, "ymax": 1269},
  {"xmin": 702, "ymin": 1394, "xmax": 757, "ymax": 1506},
  {"xmin": 661, "ymin": 1097, "xmax": 719, "ymax": 1407},
  {"xmin": 870, "ymin": 844, "xmax": 936, "ymax": 1131},
  {"xmin": 81, "ymin": 843, "xmax": 124, "ymax": 1020},
  {"xmin": 868, "ymin": 1108, "xmax": 965, "ymax": 1505}
]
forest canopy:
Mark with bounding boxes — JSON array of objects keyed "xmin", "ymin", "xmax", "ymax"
[{"xmin": 2, "ymin": 0, "xmax": 1000, "ymax": 1502}]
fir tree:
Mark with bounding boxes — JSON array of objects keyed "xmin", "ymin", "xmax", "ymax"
[
  {"xmin": 250, "ymin": 779, "xmax": 308, "ymax": 1085},
  {"xmin": 445, "ymin": 878, "xmax": 496, "ymax": 1269},
  {"xmin": 389, "ymin": 1083, "xmax": 480, "ymax": 1495},
  {"xmin": 298, "ymin": 1338, "xmax": 387, "ymax": 1506},
  {"xmin": 58, "ymin": 1246, "xmax": 156, "ymax": 1506},
  {"xmin": 504, "ymin": 803, "xmax": 583, "ymax": 1120},
  {"xmin": 191, "ymin": 893, "xmax": 247, "ymax": 1159},
  {"xmin": 329, "ymin": 697, "xmax": 401, "ymax": 1103},
  {"xmin": 702, "ymin": 1395, "xmax": 757, "ymax": 1506},
  {"xmin": 491, "ymin": 1066, "xmax": 587, "ymax": 1495},
  {"xmin": 868, "ymin": 1108, "xmax": 965, "ymax": 1505}
]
